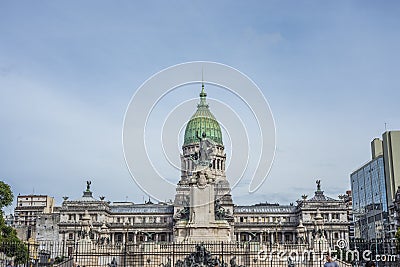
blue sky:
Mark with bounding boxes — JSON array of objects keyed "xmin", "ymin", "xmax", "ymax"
[{"xmin": 1, "ymin": 1, "xmax": 400, "ymax": 212}]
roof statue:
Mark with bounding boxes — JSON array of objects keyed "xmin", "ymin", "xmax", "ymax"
[
  {"xmin": 86, "ymin": 180, "xmax": 91, "ymax": 192},
  {"xmin": 316, "ymin": 180, "xmax": 321, "ymax": 191}
]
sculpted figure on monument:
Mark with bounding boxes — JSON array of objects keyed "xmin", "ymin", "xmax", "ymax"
[
  {"xmin": 198, "ymin": 132, "xmax": 214, "ymax": 164},
  {"xmin": 197, "ymin": 171, "xmax": 208, "ymax": 187},
  {"xmin": 189, "ymin": 131, "xmax": 215, "ymax": 171},
  {"xmin": 215, "ymin": 199, "xmax": 226, "ymax": 220},
  {"xmin": 174, "ymin": 207, "xmax": 190, "ymax": 221},
  {"xmin": 176, "ymin": 243, "xmax": 230, "ymax": 267},
  {"xmin": 215, "ymin": 199, "xmax": 232, "ymax": 220}
]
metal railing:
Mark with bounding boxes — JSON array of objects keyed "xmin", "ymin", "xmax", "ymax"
[{"xmin": 1, "ymin": 240, "xmax": 398, "ymax": 267}]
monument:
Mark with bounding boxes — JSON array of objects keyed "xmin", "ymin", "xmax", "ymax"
[{"xmin": 174, "ymin": 131, "xmax": 231, "ymax": 242}]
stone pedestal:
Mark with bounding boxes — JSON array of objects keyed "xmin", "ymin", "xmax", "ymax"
[
  {"xmin": 174, "ymin": 171, "xmax": 231, "ymax": 242},
  {"xmin": 175, "ymin": 220, "xmax": 231, "ymax": 242},
  {"xmin": 189, "ymin": 183, "xmax": 215, "ymax": 224}
]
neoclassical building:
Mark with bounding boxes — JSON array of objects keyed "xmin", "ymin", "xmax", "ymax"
[{"xmin": 52, "ymin": 86, "xmax": 349, "ymax": 248}]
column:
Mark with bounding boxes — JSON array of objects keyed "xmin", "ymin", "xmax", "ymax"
[{"xmin": 327, "ymin": 231, "xmax": 331, "ymax": 246}]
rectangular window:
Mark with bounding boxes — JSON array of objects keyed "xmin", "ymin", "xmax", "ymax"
[
  {"xmin": 160, "ymin": 234, "xmax": 166, "ymax": 242},
  {"xmin": 334, "ymin": 233, "xmax": 339, "ymax": 239}
]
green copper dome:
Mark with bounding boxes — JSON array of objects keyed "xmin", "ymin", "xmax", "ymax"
[{"xmin": 183, "ymin": 85, "xmax": 223, "ymax": 146}]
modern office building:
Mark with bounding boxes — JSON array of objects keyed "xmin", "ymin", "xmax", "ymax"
[
  {"xmin": 351, "ymin": 131, "xmax": 400, "ymax": 241},
  {"xmin": 388, "ymin": 186, "xmax": 400, "ymax": 249},
  {"xmin": 351, "ymin": 139, "xmax": 388, "ymax": 241},
  {"xmin": 383, "ymin": 131, "xmax": 400, "ymax": 206}
]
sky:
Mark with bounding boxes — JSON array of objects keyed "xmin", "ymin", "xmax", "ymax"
[{"xmin": 1, "ymin": 1, "xmax": 400, "ymax": 213}]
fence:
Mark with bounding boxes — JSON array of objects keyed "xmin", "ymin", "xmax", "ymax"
[{"xmin": 1, "ymin": 240, "xmax": 398, "ymax": 267}]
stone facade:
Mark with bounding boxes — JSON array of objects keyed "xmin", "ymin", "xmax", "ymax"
[
  {"xmin": 50, "ymin": 180, "xmax": 350, "ymax": 248},
  {"xmin": 58, "ymin": 189, "xmax": 174, "ymax": 246},
  {"xmin": 233, "ymin": 185, "xmax": 349, "ymax": 247}
]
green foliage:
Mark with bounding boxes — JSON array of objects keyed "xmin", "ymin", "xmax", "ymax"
[
  {"xmin": 0, "ymin": 181, "xmax": 29, "ymax": 264},
  {"xmin": 0, "ymin": 181, "xmax": 13, "ymax": 209},
  {"xmin": 0, "ymin": 241, "xmax": 28, "ymax": 264}
]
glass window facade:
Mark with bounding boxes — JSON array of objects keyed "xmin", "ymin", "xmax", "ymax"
[{"xmin": 351, "ymin": 156, "xmax": 388, "ymax": 240}]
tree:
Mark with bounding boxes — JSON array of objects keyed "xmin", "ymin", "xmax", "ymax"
[
  {"xmin": 0, "ymin": 181, "xmax": 28, "ymax": 264},
  {"xmin": 0, "ymin": 181, "xmax": 13, "ymax": 209}
]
